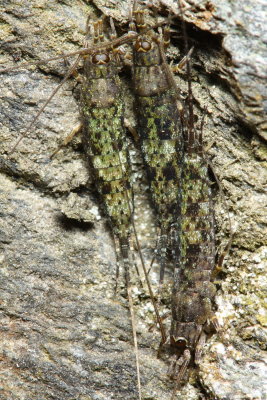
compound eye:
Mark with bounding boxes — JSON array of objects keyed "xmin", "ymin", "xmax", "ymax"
[
  {"xmin": 176, "ymin": 338, "xmax": 187, "ymax": 348},
  {"xmin": 171, "ymin": 336, "xmax": 188, "ymax": 350},
  {"xmin": 92, "ymin": 52, "xmax": 110, "ymax": 65},
  {"xmin": 141, "ymin": 40, "xmax": 152, "ymax": 51},
  {"xmin": 135, "ymin": 39, "xmax": 152, "ymax": 52}
]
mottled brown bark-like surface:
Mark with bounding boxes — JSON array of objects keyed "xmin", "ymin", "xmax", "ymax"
[{"xmin": 0, "ymin": 1, "xmax": 266, "ymax": 399}]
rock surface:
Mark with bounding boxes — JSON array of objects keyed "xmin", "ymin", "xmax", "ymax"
[{"xmin": 0, "ymin": 1, "xmax": 266, "ymax": 399}]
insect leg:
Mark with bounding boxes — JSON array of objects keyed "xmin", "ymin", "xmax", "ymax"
[{"xmin": 50, "ymin": 122, "xmax": 82, "ymax": 158}]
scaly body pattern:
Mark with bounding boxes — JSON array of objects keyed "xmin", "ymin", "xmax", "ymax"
[
  {"xmin": 170, "ymin": 121, "xmax": 217, "ymax": 379},
  {"xmin": 169, "ymin": 47, "xmax": 217, "ymax": 393},
  {"xmin": 80, "ymin": 20, "xmax": 134, "ymax": 263},
  {"xmin": 131, "ymin": 6, "xmax": 184, "ymax": 279}
]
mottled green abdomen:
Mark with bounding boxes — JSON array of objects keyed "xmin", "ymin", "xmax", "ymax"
[
  {"xmin": 135, "ymin": 89, "xmax": 183, "ymax": 232},
  {"xmin": 179, "ymin": 154, "xmax": 215, "ymax": 272},
  {"xmin": 171, "ymin": 150, "xmax": 217, "ymax": 351},
  {"xmin": 81, "ymin": 62, "xmax": 133, "ymax": 241}
]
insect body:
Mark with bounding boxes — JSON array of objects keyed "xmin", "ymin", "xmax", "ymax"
[
  {"xmin": 169, "ymin": 117, "xmax": 217, "ymax": 385},
  {"xmin": 168, "ymin": 17, "xmax": 219, "ymax": 388},
  {"xmin": 131, "ymin": 7, "xmax": 184, "ymax": 281},
  {"xmin": 80, "ymin": 20, "xmax": 133, "ymax": 261}
]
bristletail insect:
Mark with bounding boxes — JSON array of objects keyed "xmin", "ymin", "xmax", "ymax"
[{"xmin": 130, "ymin": 2, "xmax": 184, "ymax": 288}]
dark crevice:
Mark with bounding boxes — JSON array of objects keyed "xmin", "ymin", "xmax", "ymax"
[
  {"xmin": 236, "ymin": 117, "xmax": 257, "ymax": 141},
  {"xmin": 57, "ymin": 214, "xmax": 93, "ymax": 232},
  {"xmin": 195, "ymin": 64, "xmax": 233, "ymax": 94},
  {"xmin": 171, "ymin": 18, "xmax": 224, "ymax": 53}
]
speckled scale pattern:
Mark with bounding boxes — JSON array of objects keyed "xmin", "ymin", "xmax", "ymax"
[
  {"xmin": 81, "ymin": 53, "xmax": 133, "ymax": 240},
  {"xmin": 133, "ymin": 36, "xmax": 183, "ymax": 234},
  {"xmin": 171, "ymin": 130, "xmax": 217, "ymax": 356}
]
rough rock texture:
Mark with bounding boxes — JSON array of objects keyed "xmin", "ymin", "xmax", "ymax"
[{"xmin": 0, "ymin": 1, "xmax": 266, "ymax": 400}]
